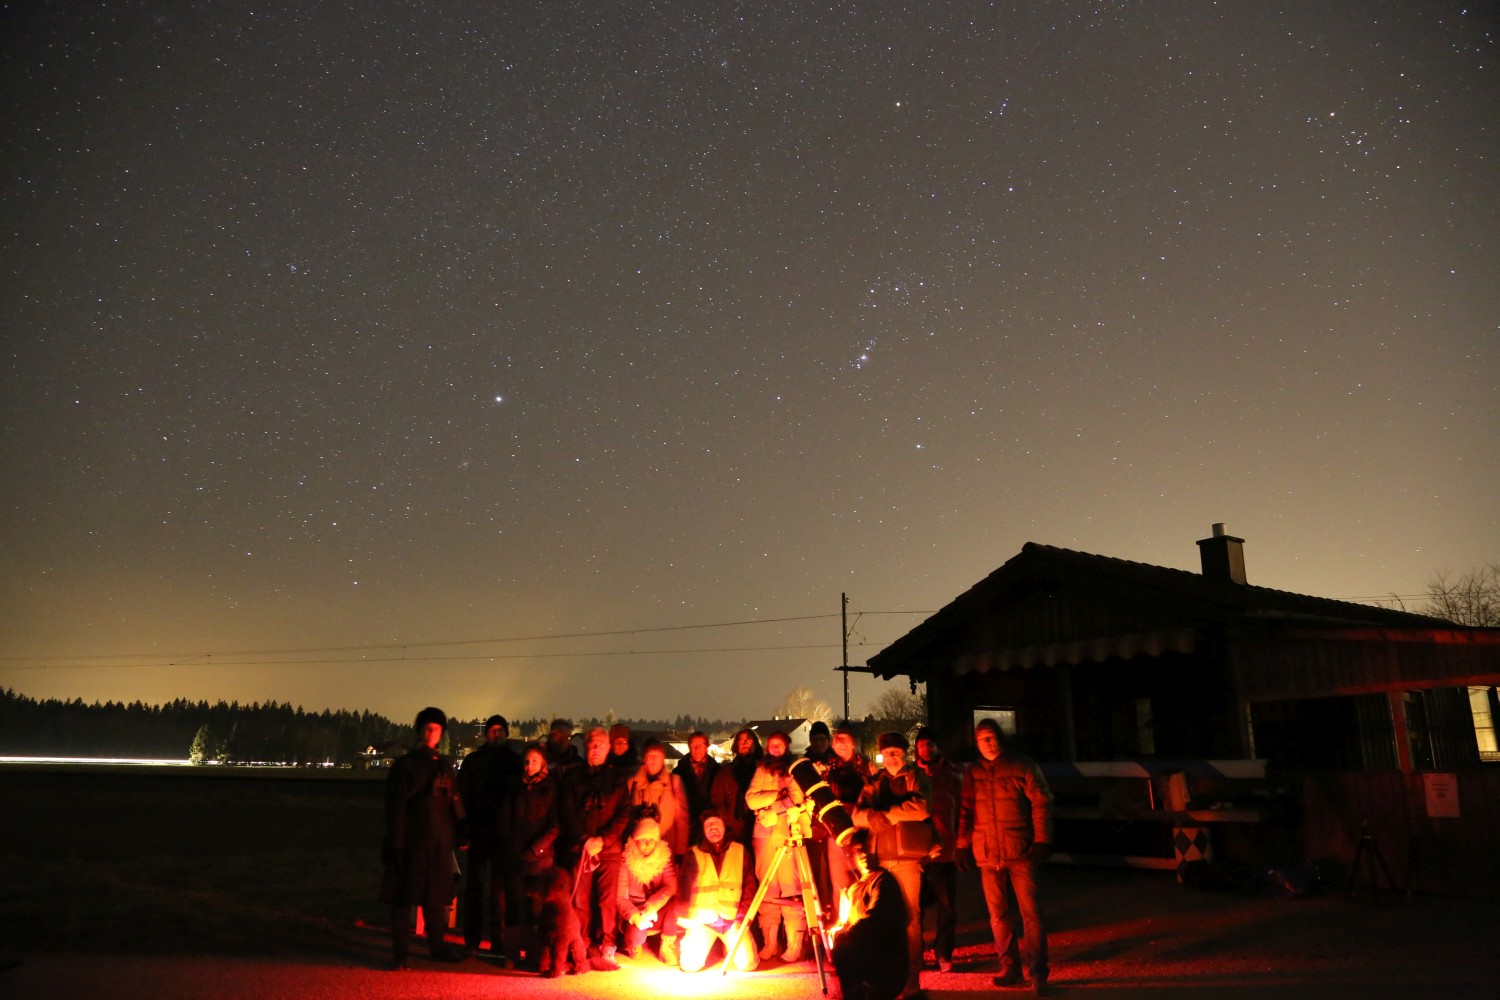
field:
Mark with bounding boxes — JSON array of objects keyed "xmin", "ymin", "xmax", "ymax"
[{"xmin": 3, "ymin": 766, "xmax": 1498, "ymax": 999}]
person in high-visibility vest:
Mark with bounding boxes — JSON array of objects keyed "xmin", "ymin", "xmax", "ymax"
[{"xmin": 674, "ymin": 809, "xmax": 760, "ymax": 972}]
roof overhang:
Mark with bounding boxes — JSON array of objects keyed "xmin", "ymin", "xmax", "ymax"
[{"xmin": 870, "ymin": 626, "xmax": 1200, "ymax": 681}]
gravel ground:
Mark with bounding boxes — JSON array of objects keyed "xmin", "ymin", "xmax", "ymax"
[
  {"xmin": 4, "ymin": 767, "xmax": 1498, "ymax": 999},
  {"xmin": 7, "ymin": 863, "xmax": 1498, "ymax": 1000}
]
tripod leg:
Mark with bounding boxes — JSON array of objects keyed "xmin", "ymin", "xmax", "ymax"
[
  {"xmin": 793, "ymin": 841, "xmax": 831, "ymax": 996},
  {"xmin": 1369, "ymin": 837, "xmax": 1399, "ymax": 894},
  {"xmin": 1346, "ymin": 836, "xmax": 1368, "ymax": 894},
  {"xmin": 722, "ymin": 841, "xmax": 788, "ymax": 976}
]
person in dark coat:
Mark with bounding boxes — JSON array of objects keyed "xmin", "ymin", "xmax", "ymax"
[
  {"xmin": 914, "ymin": 727, "xmax": 962, "ymax": 973},
  {"xmin": 803, "ymin": 720, "xmax": 835, "ymax": 766},
  {"xmin": 801, "ymin": 719, "xmax": 836, "ymax": 920},
  {"xmin": 830, "ymin": 828, "xmax": 910, "ymax": 1000},
  {"xmin": 709, "ymin": 727, "xmax": 761, "ymax": 849},
  {"xmin": 544, "ymin": 718, "xmax": 583, "ymax": 773},
  {"xmin": 821, "ymin": 722, "xmax": 873, "ymax": 913},
  {"xmin": 457, "ymin": 714, "xmax": 521, "ymax": 956},
  {"xmin": 674, "ymin": 730, "xmax": 721, "ymax": 834},
  {"xmin": 607, "ymin": 722, "xmax": 639, "ymax": 773},
  {"xmin": 853, "ymin": 731, "xmax": 930, "ymax": 1000},
  {"xmin": 558, "ymin": 725, "xmax": 632, "ymax": 969},
  {"xmin": 381, "ymin": 706, "xmax": 466, "ymax": 968},
  {"xmin": 502, "ymin": 743, "xmax": 559, "ymax": 969}
]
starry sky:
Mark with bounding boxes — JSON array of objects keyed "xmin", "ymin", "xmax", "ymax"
[{"xmin": 2, "ymin": 1, "xmax": 1496, "ymax": 727}]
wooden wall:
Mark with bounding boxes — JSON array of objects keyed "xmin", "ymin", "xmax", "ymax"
[{"xmin": 1298, "ymin": 769, "xmax": 1500, "ymax": 900}]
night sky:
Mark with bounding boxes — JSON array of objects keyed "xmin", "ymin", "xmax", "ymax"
[{"xmin": 3, "ymin": 2, "xmax": 1496, "ymax": 727}]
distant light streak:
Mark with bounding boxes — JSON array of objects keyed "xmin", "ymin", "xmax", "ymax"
[{"xmin": 0, "ymin": 755, "xmax": 193, "ymax": 766}]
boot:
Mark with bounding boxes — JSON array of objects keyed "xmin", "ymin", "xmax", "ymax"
[
  {"xmin": 757, "ymin": 920, "xmax": 781, "ymax": 961},
  {"xmin": 781, "ymin": 928, "xmax": 805, "ymax": 963},
  {"xmin": 660, "ymin": 933, "xmax": 681, "ymax": 969}
]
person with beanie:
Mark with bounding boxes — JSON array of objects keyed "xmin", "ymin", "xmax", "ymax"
[
  {"xmin": 381, "ymin": 707, "xmax": 467, "ymax": 968},
  {"xmin": 853, "ymin": 731, "xmax": 931, "ymax": 1000}
]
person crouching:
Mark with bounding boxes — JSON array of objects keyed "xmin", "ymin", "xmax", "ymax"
[
  {"xmin": 676, "ymin": 809, "xmax": 759, "ymax": 972},
  {"xmin": 829, "ymin": 827, "xmax": 909, "ymax": 1000},
  {"xmin": 616, "ymin": 817, "xmax": 679, "ymax": 963}
]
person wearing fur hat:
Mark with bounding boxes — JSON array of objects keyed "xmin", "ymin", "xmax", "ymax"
[
  {"xmin": 457, "ymin": 714, "xmax": 521, "ymax": 957},
  {"xmin": 380, "ymin": 707, "xmax": 467, "ymax": 968},
  {"xmin": 615, "ymin": 817, "xmax": 679, "ymax": 962},
  {"xmin": 853, "ymin": 731, "xmax": 931, "ymax": 1000}
]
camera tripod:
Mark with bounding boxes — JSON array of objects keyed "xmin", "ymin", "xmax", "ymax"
[
  {"xmin": 1347, "ymin": 818, "xmax": 1401, "ymax": 897},
  {"xmin": 722, "ymin": 816, "xmax": 833, "ymax": 994}
]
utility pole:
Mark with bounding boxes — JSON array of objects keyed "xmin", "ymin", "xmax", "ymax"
[{"xmin": 841, "ymin": 592, "xmax": 850, "ymax": 721}]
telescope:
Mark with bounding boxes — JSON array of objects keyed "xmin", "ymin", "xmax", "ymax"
[{"xmin": 789, "ymin": 756, "xmax": 855, "ymax": 846}]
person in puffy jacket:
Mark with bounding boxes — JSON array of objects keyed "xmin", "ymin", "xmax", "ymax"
[{"xmin": 956, "ymin": 719, "xmax": 1054, "ymax": 996}]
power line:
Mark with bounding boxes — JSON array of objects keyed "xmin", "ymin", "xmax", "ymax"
[
  {"xmin": 0, "ymin": 610, "xmax": 935, "ymax": 668},
  {"xmin": 0, "ymin": 638, "xmax": 905, "ymax": 671}
]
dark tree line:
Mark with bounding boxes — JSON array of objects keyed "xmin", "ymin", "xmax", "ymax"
[
  {"xmin": 0, "ymin": 688, "xmax": 405, "ymax": 765},
  {"xmin": 489, "ymin": 713, "xmax": 747, "ymax": 743}
]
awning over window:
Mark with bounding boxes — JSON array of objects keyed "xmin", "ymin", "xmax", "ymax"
[{"xmin": 953, "ymin": 627, "xmax": 1200, "ymax": 675}]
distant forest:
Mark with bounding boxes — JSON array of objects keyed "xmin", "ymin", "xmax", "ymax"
[{"xmin": 0, "ymin": 689, "xmax": 744, "ymax": 764}]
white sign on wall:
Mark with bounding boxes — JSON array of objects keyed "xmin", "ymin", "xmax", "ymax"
[{"xmin": 1423, "ymin": 772, "xmax": 1460, "ymax": 818}]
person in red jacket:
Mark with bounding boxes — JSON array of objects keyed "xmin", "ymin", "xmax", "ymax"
[{"xmin": 957, "ymin": 719, "xmax": 1054, "ymax": 996}]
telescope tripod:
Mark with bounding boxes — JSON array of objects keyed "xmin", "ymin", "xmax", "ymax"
[{"xmin": 722, "ymin": 825, "xmax": 832, "ymax": 995}]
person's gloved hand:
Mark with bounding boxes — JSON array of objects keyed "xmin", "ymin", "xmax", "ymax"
[{"xmin": 955, "ymin": 847, "xmax": 975, "ymax": 873}]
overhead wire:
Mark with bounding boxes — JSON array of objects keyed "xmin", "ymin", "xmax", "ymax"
[{"xmin": 0, "ymin": 610, "xmax": 935, "ymax": 671}]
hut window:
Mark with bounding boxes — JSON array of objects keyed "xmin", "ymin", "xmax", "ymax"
[{"xmin": 1471, "ymin": 687, "xmax": 1499, "ymax": 762}]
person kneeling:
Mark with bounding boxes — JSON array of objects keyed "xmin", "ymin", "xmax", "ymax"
[
  {"xmin": 829, "ymin": 828, "xmax": 909, "ymax": 1000},
  {"xmin": 617, "ymin": 817, "xmax": 679, "ymax": 962},
  {"xmin": 677, "ymin": 809, "xmax": 760, "ymax": 972}
]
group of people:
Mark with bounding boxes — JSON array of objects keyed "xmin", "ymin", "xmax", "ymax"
[{"xmin": 379, "ymin": 709, "xmax": 1056, "ymax": 998}]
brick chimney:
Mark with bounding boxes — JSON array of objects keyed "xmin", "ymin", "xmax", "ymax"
[{"xmin": 1196, "ymin": 523, "xmax": 1247, "ymax": 584}]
